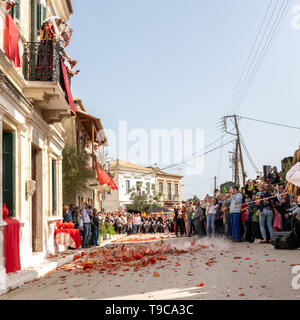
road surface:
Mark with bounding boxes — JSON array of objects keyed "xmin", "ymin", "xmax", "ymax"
[{"xmin": 1, "ymin": 235, "xmax": 300, "ymax": 300}]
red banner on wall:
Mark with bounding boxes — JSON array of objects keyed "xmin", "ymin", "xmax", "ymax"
[
  {"xmin": 3, "ymin": 13, "xmax": 21, "ymax": 67},
  {"xmin": 60, "ymin": 58, "xmax": 77, "ymax": 115}
]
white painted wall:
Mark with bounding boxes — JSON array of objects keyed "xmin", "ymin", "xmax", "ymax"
[{"xmin": 102, "ymin": 169, "xmax": 156, "ymax": 211}]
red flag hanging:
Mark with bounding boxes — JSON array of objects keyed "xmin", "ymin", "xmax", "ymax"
[
  {"xmin": 60, "ymin": 57, "xmax": 76, "ymax": 115},
  {"xmin": 96, "ymin": 161, "xmax": 105, "ymax": 185},
  {"xmin": 101, "ymin": 169, "xmax": 111, "ymax": 186},
  {"xmin": 96, "ymin": 161, "xmax": 112, "ymax": 186},
  {"xmin": 110, "ymin": 176, "xmax": 118, "ymax": 191},
  {"xmin": 3, "ymin": 13, "xmax": 21, "ymax": 67}
]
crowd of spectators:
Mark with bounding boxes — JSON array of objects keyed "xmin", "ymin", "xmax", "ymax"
[
  {"xmin": 62, "ymin": 166, "xmax": 300, "ymax": 247},
  {"xmin": 63, "ymin": 205, "xmax": 174, "ymax": 248},
  {"xmin": 173, "ymin": 167, "xmax": 300, "ymax": 244}
]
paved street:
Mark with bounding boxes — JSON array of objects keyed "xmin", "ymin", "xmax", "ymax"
[{"xmin": 1, "ymin": 235, "xmax": 300, "ymax": 300}]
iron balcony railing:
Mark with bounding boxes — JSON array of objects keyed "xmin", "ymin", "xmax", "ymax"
[{"xmin": 23, "ymin": 41, "xmax": 60, "ymax": 82}]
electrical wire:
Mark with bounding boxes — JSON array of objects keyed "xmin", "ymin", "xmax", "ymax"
[
  {"xmin": 230, "ymin": 0, "xmax": 291, "ymax": 114},
  {"xmin": 223, "ymin": 0, "xmax": 274, "ymax": 115},
  {"xmin": 162, "ymin": 139, "xmax": 235, "ymax": 172},
  {"xmin": 240, "ymin": 133, "xmax": 260, "ymax": 175},
  {"xmin": 227, "ymin": 0, "xmax": 281, "ymax": 114},
  {"xmin": 238, "ymin": 115, "xmax": 300, "ymax": 130}
]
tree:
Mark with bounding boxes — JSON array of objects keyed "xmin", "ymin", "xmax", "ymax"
[
  {"xmin": 220, "ymin": 181, "xmax": 234, "ymax": 194},
  {"xmin": 62, "ymin": 145, "xmax": 95, "ymax": 204},
  {"xmin": 187, "ymin": 195, "xmax": 199, "ymax": 202},
  {"xmin": 126, "ymin": 183, "xmax": 162, "ymax": 212}
]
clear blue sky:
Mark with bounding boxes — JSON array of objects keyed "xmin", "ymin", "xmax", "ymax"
[{"xmin": 68, "ymin": 0, "xmax": 300, "ymax": 199}]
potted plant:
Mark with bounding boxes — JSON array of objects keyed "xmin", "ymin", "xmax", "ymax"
[
  {"xmin": 107, "ymin": 225, "xmax": 116, "ymax": 239},
  {"xmin": 98, "ymin": 223, "xmax": 104, "ymax": 243}
]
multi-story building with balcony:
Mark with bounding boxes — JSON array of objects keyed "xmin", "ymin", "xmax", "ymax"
[
  {"xmin": 101, "ymin": 160, "xmax": 156, "ymax": 212},
  {"xmin": 0, "ymin": 0, "xmax": 76, "ymax": 294},
  {"xmin": 101, "ymin": 160, "xmax": 183, "ymax": 212},
  {"xmin": 155, "ymin": 169, "xmax": 183, "ymax": 209},
  {"xmin": 61, "ymin": 97, "xmax": 108, "ymax": 210}
]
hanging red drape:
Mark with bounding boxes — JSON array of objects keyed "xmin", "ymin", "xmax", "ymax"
[
  {"xmin": 3, "ymin": 13, "xmax": 21, "ymax": 67},
  {"xmin": 60, "ymin": 57, "xmax": 76, "ymax": 115},
  {"xmin": 96, "ymin": 161, "xmax": 105, "ymax": 185},
  {"xmin": 96, "ymin": 161, "xmax": 113, "ymax": 186},
  {"xmin": 110, "ymin": 176, "xmax": 118, "ymax": 191},
  {"xmin": 3, "ymin": 204, "xmax": 21, "ymax": 274}
]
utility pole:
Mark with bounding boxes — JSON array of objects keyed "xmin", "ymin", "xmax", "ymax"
[
  {"xmin": 234, "ymin": 139, "xmax": 239, "ymax": 187},
  {"xmin": 224, "ymin": 115, "xmax": 246, "ymax": 189},
  {"xmin": 234, "ymin": 115, "xmax": 246, "ymax": 188}
]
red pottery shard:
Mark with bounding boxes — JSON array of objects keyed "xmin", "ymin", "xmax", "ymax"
[
  {"xmin": 196, "ymin": 283, "xmax": 204, "ymax": 287},
  {"xmin": 233, "ymin": 257, "xmax": 241, "ymax": 259},
  {"xmin": 148, "ymin": 258, "xmax": 156, "ymax": 264},
  {"xmin": 232, "ymin": 270, "xmax": 238, "ymax": 273},
  {"xmin": 133, "ymin": 253, "xmax": 143, "ymax": 260},
  {"xmin": 153, "ymin": 272, "xmax": 160, "ymax": 277}
]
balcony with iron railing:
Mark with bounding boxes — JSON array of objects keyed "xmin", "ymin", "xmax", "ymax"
[{"xmin": 22, "ymin": 41, "xmax": 72, "ymax": 123}]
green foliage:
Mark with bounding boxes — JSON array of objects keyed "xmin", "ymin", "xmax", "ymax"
[
  {"xmin": 187, "ymin": 195, "xmax": 199, "ymax": 202},
  {"xmin": 99, "ymin": 221, "xmax": 115, "ymax": 236},
  {"xmin": 62, "ymin": 145, "xmax": 95, "ymax": 203},
  {"xmin": 220, "ymin": 181, "xmax": 235, "ymax": 194},
  {"xmin": 126, "ymin": 183, "xmax": 162, "ymax": 212}
]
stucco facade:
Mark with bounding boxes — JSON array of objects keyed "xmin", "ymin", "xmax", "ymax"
[
  {"xmin": 155, "ymin": 170, "xmax": 183, "ymax": 208},
  {"xmin": 101, "ymin": 161, "xmax": 183, "ymax": 212},
  {"xmin": 101, "ymin": 160, "xmax": 156, "ymax": 211},
  {"xmin": 0, "ymin": 0, "xmax": 74, "ymax": 295}
]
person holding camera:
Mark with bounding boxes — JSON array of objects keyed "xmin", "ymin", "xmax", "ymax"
[{"xmin": 225, "ymin": 187, "xmax": 243, "ymax": 242}]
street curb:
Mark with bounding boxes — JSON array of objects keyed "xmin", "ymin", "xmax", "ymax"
[{"xmin": 1, "ymin": 234, "xmax": 127, "ymax": 297}]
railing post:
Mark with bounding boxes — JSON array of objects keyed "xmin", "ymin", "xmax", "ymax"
[{"xmin": 22, "ymin": 41, "xmax": 59, "ymax": 82}]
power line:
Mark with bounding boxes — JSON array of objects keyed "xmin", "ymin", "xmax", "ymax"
[
  {"xmin": 230, "ymin": 0, "xmax": 291, "ymax": 114},
  {"xmin": 163, "ymin": 130, "xmax": 234, "ymax": 171},
  {"xmin": 223, "ymin": 0, "xmax": 274, "ymax": 115},
  {"xmin": 238, "ymin": 115, "xmax": 300, "ymax": 130},
  {"xmin": 240, "ymin": 133, "xmax": 260, "ymax": 175},
  {"xmin": 227, "ymin": 0, "xmax": 281, "ymax": 114},
  {"xmin": 163, "ymin": 139, "xmax": 235, "ymax": 172}
]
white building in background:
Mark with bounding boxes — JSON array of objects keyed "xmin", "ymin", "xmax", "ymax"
[{"xmin": 101, "ymin": 160, "xmax": 156, "ymax": 211}]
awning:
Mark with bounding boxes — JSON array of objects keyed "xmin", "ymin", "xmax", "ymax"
[{"xmin": 76, "ymin": 110, "xmax": 107, "ymax": 146}]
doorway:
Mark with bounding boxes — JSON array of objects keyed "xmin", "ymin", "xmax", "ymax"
[{"xmin": 31, "ymin": 146, "xmax": 42, "ymax": 252}]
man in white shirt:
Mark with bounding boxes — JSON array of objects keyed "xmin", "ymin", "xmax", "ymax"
[
  {"xmin": 225, "ymin": 186, "xmax": 243, "ymax": 242},
  {"xmin": 82, "ymin": 203, "xmax": 92, "ymax": 248}
]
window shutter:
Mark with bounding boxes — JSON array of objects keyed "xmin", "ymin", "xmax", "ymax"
[
  {"xmin": 42, "ymin": 5, "xmax": 47, "ymax": 22},
  {"xmin": 3, "ymin": 132, "xmax": 15, "ymax": 217},
  {"xmin": 36, "ymin": 3, "xmax": 41, "ymax": 31},
  {"xmin": 52, "ymin": 160, "xmax": 57, "ymax": 215}
]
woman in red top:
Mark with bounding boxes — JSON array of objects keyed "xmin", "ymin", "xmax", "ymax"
[{"xmin": 241, "ymin": 197, "xmax": 249, "ymax": 241}]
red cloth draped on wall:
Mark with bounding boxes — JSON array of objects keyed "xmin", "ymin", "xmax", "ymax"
[
  {"xmin": 96, "ymin": 161, "xmax": 110, "ymax": 185},
  {"xmin": 3, "ymin": 204, "xmax": 21, "ymax": 274},
  {"xmin": 3, "ymin": 13, "xmax": 21, "ymax": 67},
  {"xmin": 60, "ymin": 57, "xmax": 76, "ymax": 115},
  {"xmin": 110, "ymin": 176, "xmax": 118, "ymax": 191}
]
